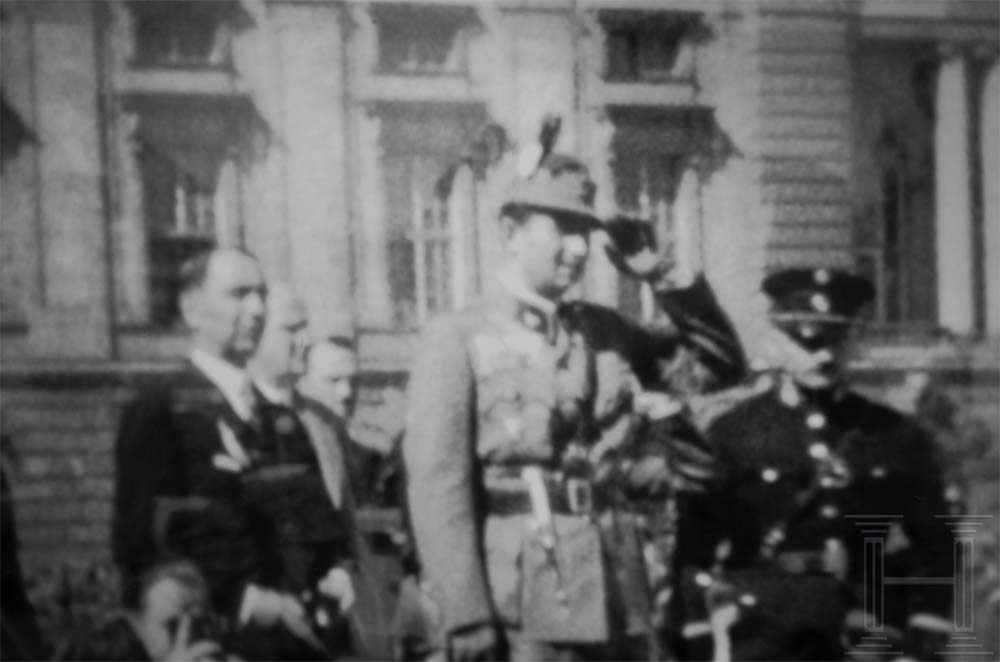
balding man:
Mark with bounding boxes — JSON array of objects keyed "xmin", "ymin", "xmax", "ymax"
[{"xmin": 112, "ymin": 249, "xmax": 326, "ymax": 660}]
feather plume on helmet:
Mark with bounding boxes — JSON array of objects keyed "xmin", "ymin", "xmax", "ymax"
[
  {"xmin": 501, "ymin": 115, "xmax": 674, "ymax": 282},
  {"xmin": 501, "ymin": 114, "xmax": 601, "ymax": 231}
]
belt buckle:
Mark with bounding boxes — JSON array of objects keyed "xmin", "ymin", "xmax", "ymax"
[{"xmin": 566, "ymin": 477, "xmax": 592, "ymax": 514}]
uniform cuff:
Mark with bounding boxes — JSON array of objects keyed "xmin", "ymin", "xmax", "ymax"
[{"xmin": 238, "ymin": 583, "xmax": 263, "ymax": 626}]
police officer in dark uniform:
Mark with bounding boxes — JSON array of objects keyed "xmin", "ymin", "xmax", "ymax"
[{"xmin": 673, "ymin": 267, "xmax": 954, "ymax": 661}]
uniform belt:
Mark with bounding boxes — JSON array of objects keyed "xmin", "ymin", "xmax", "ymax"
[{"xmin": 483, "ymin": 466, "xmax": 594, "ymax": 516}]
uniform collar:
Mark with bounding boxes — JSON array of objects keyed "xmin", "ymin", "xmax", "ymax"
[
  {"xmin": 497, "ymin": 265, "xmax": 563, "ymax": 341},
  {"xmin": 497, "ymin": 265, "xmax": 558, "ymax": 315},
  {"xmin": 189, "ymin": 349, "xmax": 256, "ymax": 422}
]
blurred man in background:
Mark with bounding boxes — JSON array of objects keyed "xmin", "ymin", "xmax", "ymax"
[
  {"xmin": 301, "ymin": 337, "xmax": 390, "ymax": 507},
  {"xmin": 61, "ymin": 560, "xmax": 223, "ymax": 662},
  {"xmin": 246, "ymin": 285, "xmax": 357, "ymax": 658},
  {"xmin": 301, "ymin": 337, "xmax": 359, "ymax": 422}
]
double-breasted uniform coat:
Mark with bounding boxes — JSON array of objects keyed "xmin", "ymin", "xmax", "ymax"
[{"xmin": 674, "ymin": 378, "xmax": 953, "ymax": 660}]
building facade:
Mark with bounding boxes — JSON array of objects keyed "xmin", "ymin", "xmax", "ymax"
[{"xmin": 1, "ymin": 0, "xmax": 998, "ymax": 644}]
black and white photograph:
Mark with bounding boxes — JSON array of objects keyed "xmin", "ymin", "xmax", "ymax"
[{"xmin": 1, "ymin": 0, "xmax": 998, "ymax": 660}]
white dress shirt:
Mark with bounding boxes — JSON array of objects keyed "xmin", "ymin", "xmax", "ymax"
[{"xmin": 189, "ymin": 349, "xmax": 257, "ymax": 422}]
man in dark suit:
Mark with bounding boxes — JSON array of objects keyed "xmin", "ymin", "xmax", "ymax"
[
  {"xmin": 403, "ymin": 151, "xmax": 746, "ymax": 661},
  {"xmin": 246, "ymin": 285, "xmax": 359, "ymax": 656},
  {"xmin": 673, "ymin": 268, "xmax": 954, "ymax": 661},
  {"xmin": 112, "ymin": 248, "xmax": 324, "ymax": 659}
]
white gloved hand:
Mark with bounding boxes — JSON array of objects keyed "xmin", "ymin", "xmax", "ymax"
[
  {"xmin": 318, "ymin": 566, "xmax": 355, "ymax": 612},
  {"xmin": 238, "ymin": 585, "xmax": 324, "ymax": 651}
]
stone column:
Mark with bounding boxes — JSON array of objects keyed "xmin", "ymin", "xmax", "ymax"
[
  {"xmin": 577, "ymin": 12, "xmax": 620, "ymax": 308},
  {"xmin": 113, "ymin": 112, "xmax": 149, "ymax": 325},
  {"xmin": 448, "ymin": 165, "xmax": 474, "ymax": 309},
  {"xmin": 213, "ymin": 156, "xmax": 241, "ymax": 248},
  {"xmin": 934, "ymin": 49, "xmax": 975, "ymax": 334},
  {"xmin": 27, "ymin": 2, "xmax": 112, "ymax": 358},
  {"xmin": 354, "ymin": 109, "xmax": 393, "ymax": 327},
  {"xmin": 272, "ymin": 2, "xmax": 353, "ymax": 336},
  {"xmin": 981, "ymin": 59, "xmax": 999, "ymax": 334},
  {"xmin": 674, "ymin": 166, "xmax": 704, "ymax": 282}
]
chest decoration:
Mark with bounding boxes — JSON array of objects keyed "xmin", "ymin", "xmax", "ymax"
[
  {"xmin": 470, "ymin": 319, "xmax": 593, "ymax": 464},
  {"xmin": 213, "ymin": 419, "xmax": 252, "ymax": 473}
]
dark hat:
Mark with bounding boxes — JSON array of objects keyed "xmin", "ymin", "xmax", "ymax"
[
  {"xmin": 763, "ymin": 268, "xmax": 874, "ymax": 324},
  {"xmin": 502, "ymin": 152, "xmax": 600, "ymax": 230}
]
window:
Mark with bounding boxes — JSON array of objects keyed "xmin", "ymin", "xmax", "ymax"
[
  {"xmin": 600, "ymin": 10, "xmax": 702, "ymax": 83},
  {"xmin": 378, "ymin": 104, "xmax": 484, "ymax": 327},
  {"xmin": 128, "ymin": 0, "xmax": 236, "ymax": 68},
  {"xmin": 140, "ymin": 146, "xmax": 216, "ymax": 327},
  {"xmin": 129, "ymin": 98, "xmax": 249, "ymax": 328},
  {"xmin": 852, "ymin": 44, "xmax": 938, "ymax": 328},
  {"xmin": 371, "ymin": 4, "xmax": 474, "ymax": 76}
]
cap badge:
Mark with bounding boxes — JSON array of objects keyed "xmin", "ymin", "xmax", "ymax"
[
  {"xmin": 810, "ymin": 293, "xmax": 831, "ymax": 313},
  {"xmin": 520, "ymin": 308, "xmax": 544, "ymax": 331}
]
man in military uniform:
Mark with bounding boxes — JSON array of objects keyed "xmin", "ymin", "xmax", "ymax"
[
  {"xmin": 403, "ymin": 151, "xmax": 746, "ymax": 661},
  {"xmin": 673, "ymin": 268, "xmax": 954, "ymax": 661}
]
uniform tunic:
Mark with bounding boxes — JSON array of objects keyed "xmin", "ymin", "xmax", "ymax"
[
  {"xmin": 404, "ymin": 275, "xmax": 745, "ymax": 658},
  {"xmin": 675, "ymin": 378, "xmax": 953, "ymax": 660}
]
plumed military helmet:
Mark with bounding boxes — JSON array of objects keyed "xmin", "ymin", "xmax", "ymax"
[
  {"xmin": 763, "ymin": 267, "xmax": 874, "ymax": 324},
  {"xmin": 502, "ymin": 152, "xmax": 601, "ymax": 230}
]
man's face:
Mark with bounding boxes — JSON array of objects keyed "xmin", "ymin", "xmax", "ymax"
[
  {"xmin": 134, "ymin": 577, "xmax": 207, "ymax": 661},
  {"xmin": 183, "ymin": 251, "xmax": 267, "ymax": 366},
  {"xmin": 506, "ymin": 211, "xmax": 590, "ymax": 300},
  {"xmin": 306, "ymin": 342, "xmax": 358, "ymax": 418},
  {"xmin": 773, "ymin": 317, "xmax": 850, "ymax": 389},
  {"xmin": 253, "ymin": 294, "xmax": 308, "ymax": 383}
]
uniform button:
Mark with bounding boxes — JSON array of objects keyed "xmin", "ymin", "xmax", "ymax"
[
  {"xmin": 739, "ymin": 593, "xmax": 757, "ymax": 608},
  {"xmin": 810, "ymin": 293, "xmax": 831, "ymax": 313},
  {"xmin": 944, "ymin": 484, "xmax": 962, "ymax": 503},
  {"xmin": 761, "ymin": 467, "xmax": 780, "ymax": 483},
  {"xmin": 695, "ymin": 572, "xmax": 713, "ymax": 588},
  {"xmin": 806, "ymin": 412, "xmax": 827, "ymax": 430},
  {"xmin": 820, "ymin": 504, "xmax": 839, "ymax": 519},
  {"xmin": 503, "ymin": 417, "xmax": 522, "ymax": 437},
  {"xmin": 870, "ymin": 466, "xmax": 887, "ymax": 479},
  {"xmin": 808, "ymin": 442, "xmax": 830, "ymax": 460},
  {"xmin": 779, "ymin": 380, "xmax": 802, "ymax": 408},
  {"xmin": 819, "ymin": 476, "xmax": 836, "ymax": 488},
  {"xmin": 764, "ymin": 527, "xmax": 785, "ymax": 545}
]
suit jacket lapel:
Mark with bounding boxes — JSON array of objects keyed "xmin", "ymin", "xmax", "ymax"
[
  {"xmin": 181, "ymin": 360, "xmax": 258, "ymax": 463},
  {"xmin": 297, "ymin": 396, "xmax": 347, "ymax": 509}
]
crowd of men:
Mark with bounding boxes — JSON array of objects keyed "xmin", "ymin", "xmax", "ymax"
[{"xmin": 1, "ymin": 136, "xmax": 959, "ymax": 662}]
